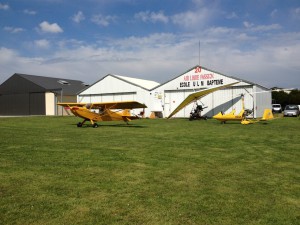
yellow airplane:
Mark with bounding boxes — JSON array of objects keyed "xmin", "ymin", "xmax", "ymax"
[
  {"xmin": 213, "ymin": 94, "xmax": 274, "ymax": 125},
  {"xmin": 57, "ymin": 101, "xmax": 147, "ymax": 128},
  {"xmin": 167, "ymin": 82, "xmax": 240, "ymax": 119}
]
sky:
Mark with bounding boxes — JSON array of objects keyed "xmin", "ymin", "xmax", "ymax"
[{"xmin": 1, "ymin": 0, "xmax": 300, "ymax": 88}]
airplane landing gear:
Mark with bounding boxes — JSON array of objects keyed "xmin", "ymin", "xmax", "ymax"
[
  {"xmin": 77, "ymin": 119, "xmax": 87, "ymax": 127},
  {"xmin": 77, "ymin": 120, "xmax": 98, "ymax": 128}
]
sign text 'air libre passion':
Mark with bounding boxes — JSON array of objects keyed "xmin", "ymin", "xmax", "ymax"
[{"xmin": 179, "ymin": 67, "xmax": 223, "ymax": 88}]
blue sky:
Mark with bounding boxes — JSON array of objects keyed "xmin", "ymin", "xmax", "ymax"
[{"xmin": 1, "ymin": 0, "xmax": 300, "ymax": 88}]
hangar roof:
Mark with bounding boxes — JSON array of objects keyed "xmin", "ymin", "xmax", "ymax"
[
  {"xmin": 113, "ymin": 74, "xmax": 160, "ymax": 90},
  {"xmin": 79, "ymin": 74, "xmax": 160, "ymax": 94},
  {"xmin": 0, "ymin": 73, "xmax": 88, "ymax": 95}
]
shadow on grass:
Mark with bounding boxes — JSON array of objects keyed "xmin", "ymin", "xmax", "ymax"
[{"xmin": 67, "ymin": 123, "xmax": 147, "ymax": 128}]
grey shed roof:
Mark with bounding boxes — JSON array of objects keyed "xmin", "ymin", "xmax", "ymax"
[{"xmin": 0, "ymin": 73, "xmax": 88, "ymax": 95}]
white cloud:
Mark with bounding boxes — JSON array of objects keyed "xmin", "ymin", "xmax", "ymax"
[
  {"xmin": 206, "ymin": 26, "xmax": 234, "ymax": 36},
  {"xmin": 226, "ymin": 12, "xmax": 238, "ymax": 19},
  {"xmin": 1, "ymin": 30, "xmax": 300, "ymax": 89},
  {"xmin": 91, "ymin": 14, "xmax": 116, "ymax": 26},
  {"xmin": 57, "ymin": 39, "xmax": 85, "ymax": 48},
  {"xmin": 135, "ymin": 11, "xmax": 169, "ymax": 23},
  {"xmin": 4, "ymin": 26, "xmax": 25, "ymax": 33},
  {"xmin": 0, "ymin": 3, "xmax": 9, "ymax": 10},
  {"xmin": 192, "ymin": 0, "xmax": 206, "ymax": 7},
  {"xmin": 243, "ymin": 22, "xmax": 281, "ymax": 32},
  {"xmin": 251, "ymin": 24, "xmax": 281, "ymax": 32},
  {"xmin": 38, "ymin": 21, "xmax": 63, "ymax": 33},
  {"xmin": 270, "ymin": 9, "xmax": 278, "ymax": 18},
  {"xmin": 291, "ymin": 7, "xmax": 300, "ymax": 19},
  {"xmin": 24, "ymin": 9, "xmax": 37, "ymax": 15},
  {"xmin": 0, "ymin": 47, "xmax": 18, "ymax": 64},
  {"xmin": 113, "ymin": 33, "xmax": 176, "ymax": 49},
  {"xmin": 0, "ymin": 47, "xmax": 34, "ymax": 81},
  {"xmin": 35, "ymin": 39, "xmax": 50, "ymax": 48},
  {"xmin": 236, "ymin": 33, "xmax": 256, "ymax": 41},
  {"xmin": 243, "ymin": 21, "xmax": 254, "ymax": 28},
  {"xmin": 172, "ymin": 8, "xmax": 211, "ymax": 29},
  {"xmin": 72, "ymin": 11, "xmax": 85, "ymax": 23},
  {"xmin": 170, "ymin": 0, "xmax": 219, "ymax": 30}
]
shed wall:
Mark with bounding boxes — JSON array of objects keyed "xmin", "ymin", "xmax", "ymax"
[
  {"xmin": 0, "ymin": 92, "xmax": 45, "ymax": 115},
  {"xmin": 254, "ymin": 86, "xmax": 272, "ymax": 118},
  {"xmin": 56, "ymin": 95, "xmax": 78, "ymax": 116}
]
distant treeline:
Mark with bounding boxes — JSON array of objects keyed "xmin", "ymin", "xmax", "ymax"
[{"xmin": 272, "ymin": 89, "xmax": 300, "ymax": 106}]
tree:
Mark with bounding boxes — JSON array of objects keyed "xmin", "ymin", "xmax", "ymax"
[
  {"xmin": 272, "ymin": 89, "xmax": 300, "ymax": 107},
  {"xmin": 289, "ymin": 89, "xmax": 300, "ymax": 104}
]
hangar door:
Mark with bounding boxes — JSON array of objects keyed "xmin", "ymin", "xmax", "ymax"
[
  {"xmin": 29, "ymin": 92, "xmax": 45, "ymax": 115},
  {"xmin": 0, "ymin": 92, "xmax": 45, "ymax": 115},
  {"xmin": 164, "ymin": 89, "xmax": 196, "ymax": 117},
  {"xmin": 79, "ymin": 92, "xmax": 136, "ymax": 103}
]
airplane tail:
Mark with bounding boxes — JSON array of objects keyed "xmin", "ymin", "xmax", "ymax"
[{"xmin": 261, "ymin": 109, "xmax": 274, "ymax": 121}]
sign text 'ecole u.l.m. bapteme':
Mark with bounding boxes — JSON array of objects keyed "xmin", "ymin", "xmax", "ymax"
[{"xmin": 179, "ymin": 67, "xmax": 224, "ymax": 88}]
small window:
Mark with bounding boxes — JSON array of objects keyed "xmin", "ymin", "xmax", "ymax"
[
  {"xmin": 58, "ymin": 80, "xmax": 70, "ymax": 85},
  {"xmin": 82, "ymin": 82, "xmax": 89, "ymax": 87}
]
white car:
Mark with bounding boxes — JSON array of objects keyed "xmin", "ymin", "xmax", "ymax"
[
  {"xmin": 272, "ymin": 104, "xmax": 282, "ymax": 113},
  {"xmin": 283, "ymin": 105, "xmax": 300, "ymax": 117}
]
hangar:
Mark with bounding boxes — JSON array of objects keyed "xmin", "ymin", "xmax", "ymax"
[
  {"xmin": 151, "ymin": 66, "xmax": 272, "ymax": 118},
  {"xmin": 78, "ymin": 74, "xmax": 160, "ymax": 116},
  {"xmin": 0, "ymin": 73, "xmax": 87, "ymax": 116},
  {"xmin": 78, "ymin": 65, "xmax": 272, "ymax": 119}
]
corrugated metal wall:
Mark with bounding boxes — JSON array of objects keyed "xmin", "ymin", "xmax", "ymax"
[
  {"xmin": 29, "ymin": 93, "xmax": 45, "ymax": 115},
  {"xmin": 79, "ymin": 92, "xmax": 136, "ymax": 103},
  {"xmin": 254, "ymin": 86, "xmax": 272, "ymax": 118},
  {"xmin": 78, "ymin": 75, "xmax": 150, "ymax": 116},
  {"xmin": 56, "ymin": 95, "xmax": 77, "ymax": 116},
  {"xmin": 0, "ymin": 92, "xmax": 45, "ymax": 115},
  {"xmin": 162, "ymin": 86, "xmax": 254, "ymax": 118}
]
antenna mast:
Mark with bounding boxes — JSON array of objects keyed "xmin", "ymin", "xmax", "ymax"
[{"xmin": 198, "ymin": 40, "xmax": 201, "ymax": 66}]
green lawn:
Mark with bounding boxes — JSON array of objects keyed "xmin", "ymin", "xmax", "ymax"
[{"xmin": 0, "ymin": 116, "xmax": 299, "ymax": 225}]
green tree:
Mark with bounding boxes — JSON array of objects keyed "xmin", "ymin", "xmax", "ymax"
[
  {"xmin": 288, "ymin": 90, "xmax": 300, "ymax": 104},
  {"xmin": 272, "ymin": 89, "xmax": 300, "ymax": 107}
]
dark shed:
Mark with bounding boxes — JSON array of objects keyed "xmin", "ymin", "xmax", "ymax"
[{"xmin": 0, "ymin": 73, "xmax": 88, "ymax": 116}]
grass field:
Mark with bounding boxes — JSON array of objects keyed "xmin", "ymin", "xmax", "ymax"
[{"xmin": 0, "ymin": 116, "xmax": 299, "ymax": 225}]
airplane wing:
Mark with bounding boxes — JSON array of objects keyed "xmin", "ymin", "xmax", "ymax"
[
  {"xmin": 57, "ymin": 101, "xmax": 147, "ymax": 109},
  {"xmin": 57, "ymin": 103, "xmax": 86, "ymax": 107},
  {"xmin": 167, "ymin": 82, "xmax": 240, "ymax": 119},
  {"xmin": 88, "ymin": 101, "xmax": 147, "ymax": 109}
]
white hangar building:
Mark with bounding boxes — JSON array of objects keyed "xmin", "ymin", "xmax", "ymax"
[
  {"xmin": 78, "ymin": 66, "xmax": 272, "ymax": 118},
  {"xmin": 151, "ymin": 66, "xmax": 271, "ymax": 118},
  {"xmin": 78, "ymin": 74, "xmax": 160, "ymax": 116}
]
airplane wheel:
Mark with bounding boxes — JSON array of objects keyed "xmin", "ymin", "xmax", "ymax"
[
  {"xmin": 93, "ymin": 123, "xmax": 98, "ymax": 128},
  {"xmin": 77, "ymin": 122, "xmax": 82, "ymax": 127}
]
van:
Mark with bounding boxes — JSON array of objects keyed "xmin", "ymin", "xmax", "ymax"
[{"xmin": 272, "ymin": 104, "xmax": 282, "ymax": 113}]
